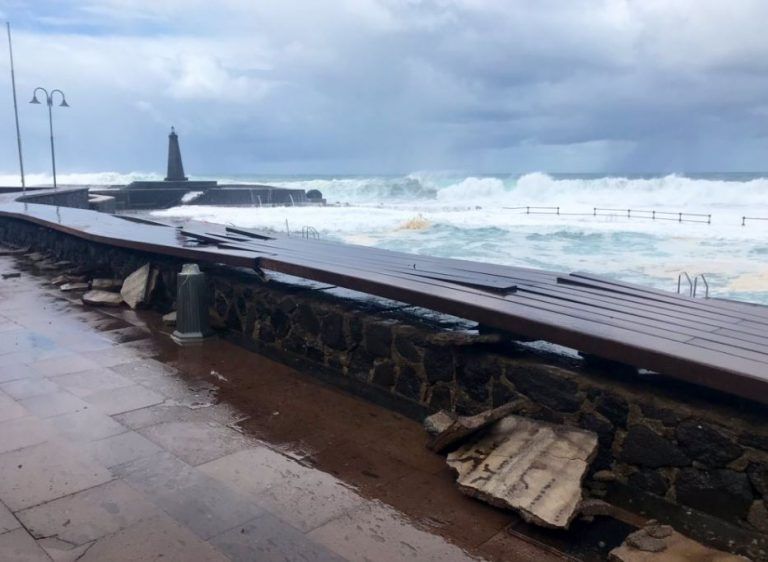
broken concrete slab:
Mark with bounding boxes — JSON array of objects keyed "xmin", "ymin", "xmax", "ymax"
[
  {"xmin": 425, "ymin": 403, "xmax": 516, "ymax": 453},
  {"xmin": 609, "ymin": 527, "xmax": 749, "ymax": 561},
  {"xmin": 82, "ymin": 290, "xmax": 124, "ymax": 307},
  {"xmin": 61, "ymin": 282, "xmax": 90, "ymax": 292},
  {"xmin": 91, "ymin": 278, "xmax": 123, "ymax": 291},
  {"xmin": 121, "ymin": 264, "xmax": 154, "ymax": 309},
  {"xmin": 51, "ymin": 274, "xmax": 87, "ymax": 286},
  {"xmin": 446, "ymin": 415, "xmax": 598, "ymax": 529}
]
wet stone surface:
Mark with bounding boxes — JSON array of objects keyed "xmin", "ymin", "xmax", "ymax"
[{"xmin": 0, "ymin": 253, "xmax": 567, "ymax": 561}]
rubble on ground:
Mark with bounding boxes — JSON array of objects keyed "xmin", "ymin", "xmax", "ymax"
[
  {"xmin": 424, "ymin": 404, "xmax": 516, "ymax": 453},
  {"xmin": 609, "ymin": 521, "xmax": 749, "ymax": 561},
  {"xmin": 91, "ymin": 278, "xmax": 123, "ymax": 291},
  {"xmin": 162, "ymin": 311, "xmax": 177, "ymax": 326},
  {"xmin": 120, "ymin": 263, "xmax": 157, "ymax": 309},
  {"xmin": 60, "ymin": 282, "xmax": 90, "ymax": 292},
  {"xmin": 446, "ymin": 414, "xmax": 598, "ymax": 529},
  {"xmin": 82, "ymin": 290, "xmax": 125, "ymax": 307}
]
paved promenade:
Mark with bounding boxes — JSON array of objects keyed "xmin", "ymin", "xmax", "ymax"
[{"xmin": 0, "ymin": 253, "xmax": 565, "ymax": 562}]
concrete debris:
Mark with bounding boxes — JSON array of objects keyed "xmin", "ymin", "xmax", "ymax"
[
  {"xmin": 91, "ymin": 278, "xmax": 123, "ymax": 291},
  {"xmin": 121, "ymin": 264, "xmax": 155, "ymax": 309},
  {"xmin": 51, "ymin": 274, "xmax": 87, "ymax": 286},
  {"xmin": 425, "ymin": 403, "xmax": 516, "ymax": 453},
  {"xmin": 446, "ymin": 415, "xmax": 598, "ymax": 529},
  {"xmin": 25, "ymin": 252, "xmax": 47, "ymax": 262},
  {"xmin": 625, "ymin": 530, "xmax": 667, "ymax": 553},
  {"xmin": 82, "ymin": 290, "xmax": 124, "ymax": 307},
  {"xmin": 162, "ymin": 311, "xmax": 177, "ymax": 326},
  {"xmin": 609, "ymin": 525, "xmax": 749, "ymax": 561},
  {"xmin": 60, "ymin": 282, "xmax": 90, "ymax": 292}
]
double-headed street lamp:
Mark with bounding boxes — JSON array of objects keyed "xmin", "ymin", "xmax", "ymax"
[{"xmin": 30, "ymin": 87, "xmax": 69, "ymax": 190}]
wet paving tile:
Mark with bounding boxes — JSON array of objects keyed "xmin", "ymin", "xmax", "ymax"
[
  {"xmin": 49, "ymin": 409, "xmax": 127, "ymax": 442},
  {"xmin": 83, "ymin": 431, "xmax": 163, "ymax": 470},
  {"xmin": 78, "ymin": 515, "xmax": 229, "ymax": 562},
  {"xmin": 199, "ymin": 446, "xmax": 365, "ymax": 532},
  {"xmin": 0, "ymin": 500, "xmax": 21, "ymax": 534},
  {"xmin": 0, "ymin": 527, "xmax": 51, "ymax": 562},
  {"xmin": 83, "ymin": 384, "xmax": 165, "ymax": 416},
  {"xmin": 17, "ymin": 479, "xmax": 162, "ymax": 547},
  {"xmin": 138, "ymin": 420, "xmax": 255, "ymax": 466},
  {"xmin": 0, "ymin": 362, "xmax": 37, "ymax": 383},
  {"xmin": 80, "ymin": 346, "xmax": 143, "ymax": 368},
  {"xmin": 113, "ymin": 401, "xmax": 245, "ymax": 430},
  {"xmin": 53, "ymin": 369, "xmax": 135, "ymax": 397},
  {"xmin": 0, "ymin": 389, "xmax": 28, "ymax": 422},
  {"xmin": 0, "ymin": 415, "xmax": 55, "ymax": 455},
  {"xmin": 100, "ymin": 326, "xmax": 152, "ymax": 344},
  {"xmin": 308, "ymin": 501, "xmax": 479, "ymax": 562},
  {"xmin": 0, "ymin": 441, "xmax": 113, "ymax": 511},
  {"xmin": 0, "ymin": 376, "xmax": 60, "ymax": 399},
  {"xmin": 29, "ymin": 354, "xmax": 103, "ymax": 377},
  {"xmin": 20, "ymin": 390, "xmax": 90, "ymax": 418},
  {"xmin": 119, "ymin": 452, "xmax": 264, "ymax": 540},
  {"xmin": 210, "ymin": 513, "xmax": 345, "ymax": 562}
]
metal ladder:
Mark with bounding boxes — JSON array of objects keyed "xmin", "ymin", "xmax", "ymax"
[{"xmin": 677, "ymin": 272, "xmax": 709, "ymax": 298}]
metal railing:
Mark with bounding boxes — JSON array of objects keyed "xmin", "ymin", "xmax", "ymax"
[
  {"xmin": 742, "ymin": 216, "xmax": 768, "ymax": 226},
  {"xmin": 503, "ymin": 206, "xmax": 714, "ymax": 224},
  {"xmin": 301, "ymin": 226, "xmax": 320, "ymax": 239},
  {"xmin": 593, "ymin": 208, "xmax": 711, "ymax": 224}
]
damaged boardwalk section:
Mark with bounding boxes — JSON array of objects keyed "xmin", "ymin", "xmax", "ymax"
[{"xmin": 1, "ymin": 195, "xmax": 768, "ymax": 406}]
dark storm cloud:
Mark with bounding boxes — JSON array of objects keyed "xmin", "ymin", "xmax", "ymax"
[{"xmin": 2, "ymin": 0, "xmax": 768, "ymax": 176}]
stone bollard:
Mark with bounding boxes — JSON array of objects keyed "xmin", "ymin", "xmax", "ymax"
[{"xmin": 172, "ymin": 263, "xmax": 213, "ymax": 345}]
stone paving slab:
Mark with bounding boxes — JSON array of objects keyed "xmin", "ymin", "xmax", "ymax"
[{"xmin": 0, "ymin": 441, "xmax": 113, "ymax": 511}]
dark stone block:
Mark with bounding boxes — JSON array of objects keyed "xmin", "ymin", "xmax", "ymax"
[
  {"xmin": 395, "ymin": 364, "xmax": 423, "ymax": 401},
  {"xmin": 321, "ymin": 312, "xmax": 346, "ymax": 350},
  {"xmin": 271, "ymin": 309, "xmax": 291, "ymax": 339},
  {"xmin": 258, "ymin": 323, "xmax": 275, "ymax": 343},
  {"xmin": 372, "ymin": 361, "xmax": 396, "ymax": 388},
  {"xmin": 226, "ymin": 306, "xmax": 242, "ymax": 332},
  {"xmin": 748, "ymin": 463, "xmax": 768, "ymax": 497},
  {"xmin": 235, "ymin": 295, "xmax": 247, "ymax": 318},
  {"xmin": 676, "ymin": 419, "xmax": 743, "ymax": 467},
  {"xmin": 305, "ymin": 345, "xmax": 324, "ymax": 364},
  {"xmin": 596, "ymin": 392, "xmax": 629, "ymax": 427},
  {"xmin": 423, "ymin": 347, "xmax": 454, "ymax": 383},
  {"xmin": 457, "ymin": 356, "xmax": 498, "ymax": 403},
  {"xmin": 364, "ymin": 322, "xmax": 393, "ymax": 358},
  {"xmin": 428, "ymin": 385, "xmax": 453, "ymax": 411},
  {"xmin": 628, "ymin": 470, "xmax": 669, "ymax": 497},
  {"xmin": 579, "ymin": 412, "xmax": 614, "ymax": 447},
  {"xmin": 491, "ymin": 379, "xmax": 516, "ymax": 407},
  {"xmin": 214, "ymin": 292, "xmax": 228, "ymax": 318},
  {"xmin": 278, "ymin": 296, "xmax": 297, "ymax": 314},
  {"xmin": 506, "ymin": 365, "xmax": 581, "ymax": 413},
  {"xmin": 641, "ymin": 403, "xmax": 683, "ymax": 426},
  {"xmin": 620, "ymin": 425, "xmax": 690, "ymax": 468},
  {"xmin": 739, "ymin": 431, "xmax": 768, "ymax": 452},
  {"xmin": 296, "ymin": 304, "xmax": 320, "ymax": 335},
  {"xmin": 395, "ymin": 334, "xmax": 421, "ymax": 362},
  {"xmin": 349, "ymin": 316, "xmax": 364, "ymax": 344},
  {"xmin": 676, "ymin": 468, "xmax": 753, "ymax": 521},
  {"xmin": 348, "ymin": 349, "xmax": 375, "ymax": 379}
]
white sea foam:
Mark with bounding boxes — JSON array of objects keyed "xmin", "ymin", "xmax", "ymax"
[
  {"xmin": 9, "ymin": 169, "xmax": 760, "ymax": 303},
  {"xmin": 0, "ymin": 171, "xmax": 162, "ymax": 187}
]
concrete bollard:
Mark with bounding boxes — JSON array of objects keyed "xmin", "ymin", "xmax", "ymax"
[{"xmin": 172, "ymin": 263, "xmax": 213, "ymax": 344}]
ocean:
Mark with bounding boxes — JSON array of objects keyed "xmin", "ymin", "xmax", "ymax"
[{"xmin": 4, "ymin": 171, "xmax": 767, "ymax": 304}]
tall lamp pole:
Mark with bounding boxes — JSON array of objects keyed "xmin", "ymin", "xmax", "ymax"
[
  {"xmin": 30, "ymin": 87, "xmax": 69, "ymax": 190},
  {"xmin": 6, "ymin": 23, "xmax": 25, "ymax": 192}
]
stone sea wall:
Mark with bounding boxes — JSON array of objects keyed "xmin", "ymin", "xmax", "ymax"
[{"xmin": 1, "ymin": 216, "xmax": 767, "ymax": 558}]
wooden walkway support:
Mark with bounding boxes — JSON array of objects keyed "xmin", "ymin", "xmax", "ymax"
[{"xmin": 2, "ymin": 194, "xmax": 768, "ymax": 406}]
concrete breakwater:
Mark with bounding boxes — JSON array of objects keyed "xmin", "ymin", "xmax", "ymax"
[{"xmin": 0, "ymin": 191, "xmax": 767, "ymax": 559}]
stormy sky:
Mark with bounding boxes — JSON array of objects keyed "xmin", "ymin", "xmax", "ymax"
[{"xmin": 2, "ymin": 0, "xmax": 768, "ymax": 176}]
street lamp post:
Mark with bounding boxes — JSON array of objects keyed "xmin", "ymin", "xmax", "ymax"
[{"xmin": 30, "ymin": 87, "xmax": 69, "ymax": 190}]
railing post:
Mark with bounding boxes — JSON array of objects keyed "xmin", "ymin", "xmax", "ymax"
[{"xmin": 742, "ymin": 216, "xmax": 746, "ymax": 227}]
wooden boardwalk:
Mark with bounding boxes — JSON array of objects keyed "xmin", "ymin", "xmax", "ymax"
[{"xmin": 2, "ymin": 197, "xmax": 767, "ymax": 406}]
